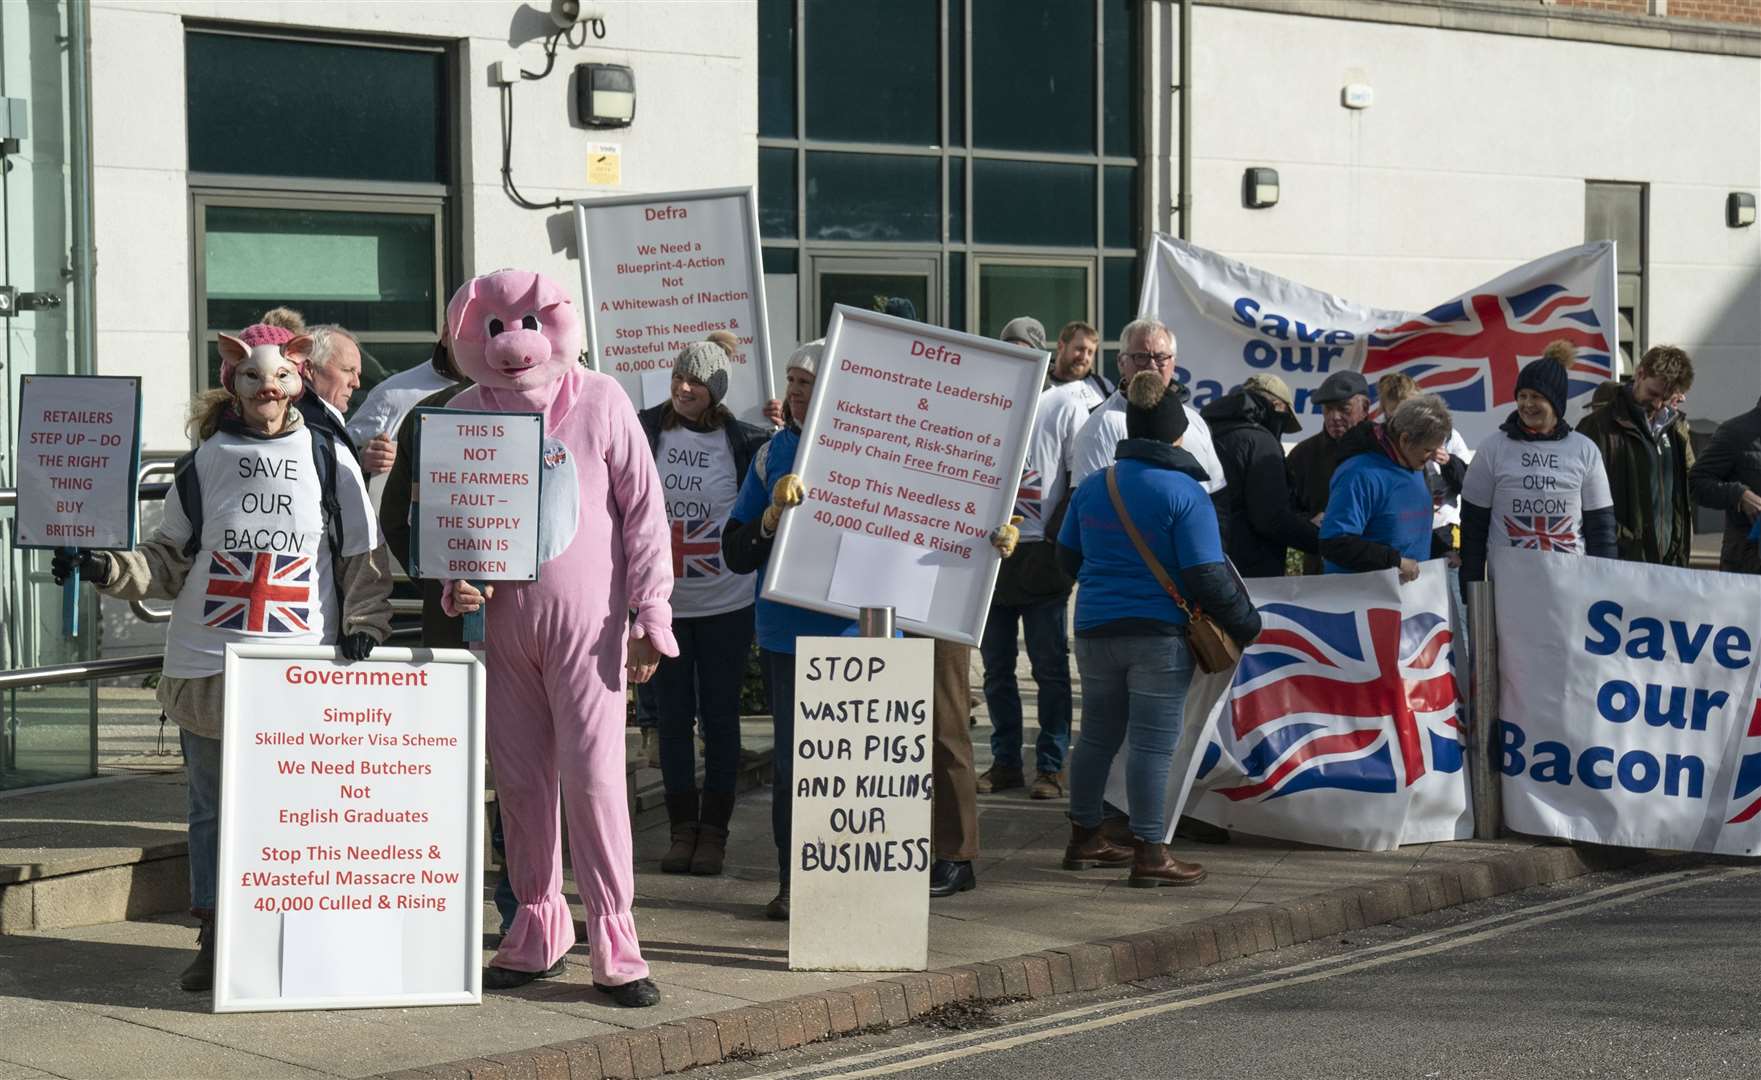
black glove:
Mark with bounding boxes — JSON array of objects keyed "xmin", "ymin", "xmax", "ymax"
[
  {"xmin": 50, "ymin": 549, "xmax": 110, "ymax": 587},
  {"xmin": 338, "ymin": 632, "xmax": 379, "ymax": 661}
]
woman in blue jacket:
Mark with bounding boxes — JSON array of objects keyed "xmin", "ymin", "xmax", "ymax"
[
  {"xmin": 1319, "ymin": 393, "xmax": 1454, "ymax": 580},
  {"xmin": 1056, "ymin": 372, "xmax": 1260, "ymax": 888}
]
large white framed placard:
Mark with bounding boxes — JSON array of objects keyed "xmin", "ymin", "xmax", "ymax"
[
  {"xmin": 14, "ymin": 374, "xmax": 142, "ymax": 550},
  {"xmin": 761, "ymin": 306, "xmax": 1048, "ymax": 645},
  {"xmin": 789, "ymin": 636, "xmax": 934, "ymax": 971},
  {"xmin": 215, "ymin": 645, "xmax": 485, "ymax": 1013},
  {"xmin": 408, "ymin": 409, "xmax": 542, "ymax": 581},
  {"xmin": 573, "ymin": 186, "xmax": 775, "ymax": 423}
]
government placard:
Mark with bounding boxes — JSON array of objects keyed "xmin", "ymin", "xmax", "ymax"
[
  {"xmin": 409, "ymin": 409, "xmax": 542, "ymax": 580},
  {"xmin": 215, "ymin": 644, "xmax": 485, "ymax": 1012},
  {"xmin": 762, "ymin": 306, "xmax": 1047, "ymax": 645},
  {"xmin": 574, "ymin": 186, "xmax": 774, "ymax": 423},
  {"xmin": 14, "ymin": 374, "xmax": 141, "ymax": 550}
]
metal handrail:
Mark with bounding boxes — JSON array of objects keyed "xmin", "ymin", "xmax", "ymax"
[
  {"xmin": 0, "ymin": 626, "xmax": 425, "ymax": 691},
  {"xmin": 129, "ymin": 464, "xmax": 180, "ymax": 624}
]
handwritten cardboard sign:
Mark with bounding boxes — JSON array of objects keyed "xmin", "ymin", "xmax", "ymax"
[
  {"xmin": 14, "ymin": 374, "xmax": 141, "ymax": 550},
  {"xmin": 409, "ymin": 409, "xmax": 542, "ymax": 580}
]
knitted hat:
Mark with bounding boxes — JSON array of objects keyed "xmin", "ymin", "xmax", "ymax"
[
  {"xmin": 706, "ymin": 330, "xmax": 739, "ymax": 357},
  {"xmin": 1124, "ymin": 371, "xmax": 1189, "ymax": 444},
  {"xmin": 1516, "ymin": 356, "xmax": 1569, "ymax": 421},
  {"xmin": 787, "ymin": 338, "xmax": 825, "ymax": 377},
  {"xmin": 673, "ymin": 340, "xmax": 730, "ymax": 405},
  {"xmin": 999, "ymin": 316, "xmax": 1047, "ymax": 351},
  {"xmin": 221, "ymin": 323, "xmax": 297, "ymax": 393}
]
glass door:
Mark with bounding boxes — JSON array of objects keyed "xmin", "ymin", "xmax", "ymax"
[{"xmin": 807, "ymin": 253, "xmax": 940, "ymax": 340}]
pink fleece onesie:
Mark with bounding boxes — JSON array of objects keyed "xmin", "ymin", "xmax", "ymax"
[{"xmin": 441, "ymin": 270, "xmax": 677, "ymax": 986}]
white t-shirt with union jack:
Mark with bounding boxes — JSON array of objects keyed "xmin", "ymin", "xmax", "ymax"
[
  {"xmin": 1013, "ymin": 379, "xmax": 1109, "ymax": 543},
  {"xmin": 658, "ymin": 425, "xmax": 752, "ymax": 618},
  {"xmin": 1461, "ymin": 426, "xmax": 1611, "ymax": 554},
  {"xmin": 159, "ymin": 427, "xmax": 378, "ymax": 678}
]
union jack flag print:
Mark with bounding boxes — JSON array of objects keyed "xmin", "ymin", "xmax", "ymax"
[
  {"xmin": 1726, "ymin": 700, "xmax": 1761, "ymax": 826},
  {"xmin": 1195, "ymin": 602, "xmax": 1463, "ymax": 806},
  {"xmin": 203, "ymin": 551, "xmax": 313, "ymax": 633},
  {"xmin": 1363, "ymin": 284, "xmax": 1614, "ymax": 415},
  {"xmin": 1504, "ymin": 513, "xmax": 1578, "ymax": 552},
  {"xmin": 671, "ymin": 518, "xmax": 724, "ymax": 578},
  {"xmin": 1012, "ymin": 467, "xmax": 1043, "ymax": 528}
]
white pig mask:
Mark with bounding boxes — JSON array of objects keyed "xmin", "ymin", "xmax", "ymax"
[{"xmin": 233, "ymin": 345, "xmax": 305, "ymax": 404}]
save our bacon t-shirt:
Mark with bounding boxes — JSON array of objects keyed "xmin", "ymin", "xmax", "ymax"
[
  {"xmin": 1461, "ymin": 428, "xmax": 1612, "ymax": 553},
  {"xmin": 656, "ymin": 425, "xmax": 752, "ymax": 618}
]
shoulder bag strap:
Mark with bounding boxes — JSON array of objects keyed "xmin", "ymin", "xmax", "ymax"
[{"xmin": 1104, "ymin": 466, "xmax": 1196, "ymax": 619}]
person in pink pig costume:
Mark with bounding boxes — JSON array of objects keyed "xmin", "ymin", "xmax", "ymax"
[{"xmin": 439, "ymin": 269, "xmax": 673, "ymax": 1007}]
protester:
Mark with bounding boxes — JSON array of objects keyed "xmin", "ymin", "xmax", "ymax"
[
  {"xmin": 278, "ymin": 322, "xmax": 369, "ymax": 465},
  {"xmin": 1688, "ymin": 393, "xmax": 1761, "ymax": 573},
  {"xmin": 1460, "ymin": 354, "xmax": 1616, "ymax": 582},
  {"xmin": 1576, "ymin": 344, "xmax": 1696, "ymax": 566},
  {"xmin": 1068, "ymin": 319, "xmax": 1223, "ymax": 494},
  {"xmin": 637, "ymin": 340, "xmax": 769, "ymax": 877},
  {"xmin": 54, "ymin": 322, "xmax": 389, "ymax": 991},
  {"xmin": 345, "ymin": 331, "xmax": 462, "ymax": 480},
  {"xmin": 978, "ymin": 321, "xmax": 1109, "ymax": 799},
  {"xmin": 1376, "ymin": 373, "xmax": 1473, "ymax": 570},
  {"xmin": 1285, "ymin": 370, "xmax": 1371, "ymax": 573},
  {"xmin": 1319, "ymin": 394, "xmax": 1453, "ymax": 579},
  {"xmin": 1202, "ymin": 372, "xmax": 1318, "ymax": 576},
  {"xmin": 1055, "ymin": 372, "xmax": 1260, "ymax": 886}
]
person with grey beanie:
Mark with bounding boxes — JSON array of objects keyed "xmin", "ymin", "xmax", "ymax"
[{"xmin": 635, "ymin": 337, "xmax": 772, "ymax": 879}]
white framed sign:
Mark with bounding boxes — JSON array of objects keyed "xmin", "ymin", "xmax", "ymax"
[
  {"xmin": 761, "ymin": 306, "xmax": 1048, "ymax": 646},
  {"xmin": 14, "ymin": 374, "xmax": 142, "ymax": 550},
  {"xmin": 789, "ymin": 636, "xmax": 934, "ymax": 972},
  {"xmin": 573, "ymin": 186, "xmax": 775, "ymax": 422},
  {"xmin": 215, "ymin": 644, "xmax": 485, "ymax": 1013},
  {"xmin": 408, "ymin": 409, "xmax": 542, "ymax": 580}
]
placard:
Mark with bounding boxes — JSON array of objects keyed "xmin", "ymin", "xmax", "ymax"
[
  {"xmin": 788, "ymin": 636, "xmax": 934, "ymax": 971},
  {"xmin": 409, "ymin": 409, "xmax": 542, "ymax": 580},
  {"xmin": 14, "ymin": 374, "xmax": 141, "ymax": 550},
  {"xmin": 762, "ymin": 306, "xmax": 1048, "ymax": 646},
  {"xmin": 214, "ymin": 644, "xmax": 485, "ymax": 1013},
  {"xmin": 574, "ymin": 186, "xmax": 774, "ymax": 422}
]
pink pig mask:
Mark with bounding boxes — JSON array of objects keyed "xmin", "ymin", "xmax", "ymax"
[
  {"xmin": 445, "ymin": 270, "xmax": 583, "ymax": 392},
  {"xmin": 217, "ymin": 328, "xmax": 310, "ymax": 405}
]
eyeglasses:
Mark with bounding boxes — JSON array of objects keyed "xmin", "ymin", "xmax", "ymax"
[{"xmin": 1122, "ymin": 351, "xmax": 1175, "ymax": 365}]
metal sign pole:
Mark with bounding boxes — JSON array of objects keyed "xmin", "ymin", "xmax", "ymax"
[
  {"xmin": 858, "ymin": 606, "xmax": 895, "ymax": 639},
  {"xmin": 1466, "ymin": 580, "xmax": 1502, "ymax": 840}
]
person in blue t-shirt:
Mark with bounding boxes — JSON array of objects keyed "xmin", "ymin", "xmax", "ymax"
[
  {"xmin": 1056, "ymin": 372, "xmax": 1260, "ymax": 889},
  {"xmin": 1319, "ymin": 393, "xmax": 1454, "ymax": 580}
]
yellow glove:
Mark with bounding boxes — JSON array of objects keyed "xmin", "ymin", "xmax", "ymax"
[
  {"xmin": 990, "ymin": 516, "xmax": 1023, "ymax": 558},
  {"xmin": 761, "ymin": 473, "xmax": 805, "ymax": 534}
]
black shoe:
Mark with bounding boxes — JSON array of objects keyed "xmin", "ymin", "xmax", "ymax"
[
  {"xmin": 928, "ymin": 859, "xmax": 976, "ymax": 897},
  {"xmin": 765, "ymin": 884, "xmax": 790, "ymax": 921},
  {"xmin": 595, "ymin": 977, "xmax": 661, "ymax": 1007},
  {"xmin": 180, "ymin": 917, "xmax": 215, "ymax": 992},
  {"xmin": 482, "ymin": 958, "xmax": 566, "ymax": 990},
  {"xmin": 1173, "ymin": 814, "xmax": 1231, "ymax": 845}
]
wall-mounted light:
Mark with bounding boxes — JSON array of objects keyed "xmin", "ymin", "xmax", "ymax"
[
  {"xmin": 1243, "ymin": 167, "xmax": 1280, "ymax": 209},
  {"xmin": 576, "ymin": 63, "xmax": 635, "ymax": 128},
  {"xmin": 1341, "ymin": 83, "xmax": 1374, "ymax": 110},
  {"xmin": 1728, "ymin": 191, "xmax": 1756, "ymax": 228}
]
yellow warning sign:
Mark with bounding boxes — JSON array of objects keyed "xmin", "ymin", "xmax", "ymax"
[{"xmin": 587, "ymin": 143, "xmax": 620, "ymax": 186}]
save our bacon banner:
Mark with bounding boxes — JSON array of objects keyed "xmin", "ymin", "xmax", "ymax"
[
  {"xmin": 1137, "ymin": 236, "xmax": 1619, "ymax": 447},
  {"xmin": 1110, "ymin": 563, "xmax": 1473, "ymax": 853},
  {"xmin": 1494, "ymin": 549, "xmax": 1761, "ymax": 857}
]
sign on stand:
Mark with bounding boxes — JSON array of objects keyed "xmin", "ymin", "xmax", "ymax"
[
  {"xmin": 215, "ymin": 645, "xmax": 484, "ymax": 1013},
  {"xmin": 763, "ymin": 306, "xmax": 1047, "ymax": 645},
  {"xmin": 14, "ymin": 374, "xmax": 142, "ymax": 550},
  {"xmin": 574, "ymin": 186, "xmax": 774, "ymax": 423},
  {"xmin": 789, "ymin": 636, "xmax": 935, "ymax": 972},
  {"xmin": 408, "ymin": 409, "xmax": 543, "ymax": 581}
]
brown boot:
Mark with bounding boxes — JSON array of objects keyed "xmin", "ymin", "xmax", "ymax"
[
  {"xmin": 976, "ymin": 764, "xmax": 1025, "ymax": 793},
  {"xmin": 1030, "ymin": 770, "xmax": 1066, "ymax": 800},
  {"xmin": 660, "ymin": 790, "xmax": 699, "ymax": 874},
  {"xmin": 180, "ymin": 915, "xmax": 215, "ymax": 992},
  {"xmin": 692, "ymin": 791, "xmax": 734, "ymax": 875},
  {"xmin": 1129, "ymin": 839, "xmax": 1206, "ymax": 888},
  {"xmin": 1062, "ymin": 822, "xmax": 1133, "ymax": 870}
]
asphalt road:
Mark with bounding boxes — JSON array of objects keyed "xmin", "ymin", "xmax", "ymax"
[{"xmin": 709, "ymin": 861, "xmax": 1761, "ymax": 1080}]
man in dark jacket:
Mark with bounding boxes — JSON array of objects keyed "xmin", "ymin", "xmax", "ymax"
[
  {"xmin": 1576, "ymin": 345, "xmax": 1696, "ymax": 566},
  {"xmin": 1201, "ymin": 373, "xmax": 1319, "ymax": 577},
  {"xmin": 1285, "ymin": 370, "xmax": 1371, "ymax": 574},
  {"xmin": 1688, "ymin": 396, "xmax": 1761, "ymax": 573}
]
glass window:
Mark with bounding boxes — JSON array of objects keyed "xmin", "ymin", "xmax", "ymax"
[
  {"xmin": 1585, "ymin": 181, "xmax": 1645, "ymax": 371},
  {"xmin": 949, "ymin": 158, "xmax": 966, "ymax": 244},
  {"xmin": 759, "ymin": 0, "xmax": 796, "ymax": 138},
  {"xmin": 949, "ymin": 0, "xmax": 966, "ymax": 147},
  {"xmin": 973, "ymin": 159, "xmax": 1095, "ymax": 247},
  {"xmin": 970, "ymin": 0, "xmax": 1094, "ymax": 152},
  {"xmin": 817, "ymin": 270, "xmax": 934, "ymax": 336},
  {"xmin": 760, "ymin": 147, "xmax": 797, "ymax": 239},
  {"xmin": 762, "ymin": 247, "xmax": 799, "ymax": 275},
  {"xmin": 1104, "ymin": 165, "xmax": 1137, "ymax": 250},
  {"xmin": 202, "ymin": 205, "xmax": 437, "ymax": 332},
  {"xmin": 1103, "ymin": 255, "xmax": 1140, "ymax": 342},
  {"xmin": 806, "ymin": 152, "xmax": 940, "ymax": 242},
  {"xmin": 186, "ymin": 32, "xmax": 446, "ymax": 184},
  {"xmin": 947, "ymin": 252, "xmax": 966, "ymax": 331},
  {"xmin": 975, "ymin": 261, "xmax": 1089, "ymax": 341},
  {"xmin": 1103, "ymin": 0, "xmax": 1140, "ymax": 158},
  {"xmin": 804, "ymin": 0, "xmax": 939, "ymax": 145}
]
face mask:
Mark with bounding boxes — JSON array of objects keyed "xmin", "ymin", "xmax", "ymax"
[{"xmin": 234, "ymin": 345, "xmax": 302, "ymax": 403}]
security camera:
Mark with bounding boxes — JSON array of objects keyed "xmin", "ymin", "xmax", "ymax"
[{"xmin": 549, "ymin": 0, "xmax": 604, "ymax": 28}]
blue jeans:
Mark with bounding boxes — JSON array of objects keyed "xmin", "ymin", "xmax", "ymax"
[
  {"xmin": 1069, "ymin": 634, "xmax": 1195, "ymax": 843},
  {"xmin": 767, "ymin": 649, "xmax": 795, "ymax": 882},
  {"xmin": 181, "ymin": 728, "xmax": 222, "ymax": 916},
  {"xmin": 980, "ymin": 599, "xmax": 1073, "ymax": 774},
  {"xmin": 653, "ymin": 606, "xmax": 755, "ymax": 797}
]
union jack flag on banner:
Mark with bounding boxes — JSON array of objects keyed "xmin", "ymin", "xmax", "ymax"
[
  {"xmin": 203, "ymin": 550, "xmax": 314, "ymax": 634},
  {"xmin": 1504, "ymin": 513, "xmax": 1578, "ymax": 552},
  {"xmin": 1141, "ymin": 565, "xmax": 1472, "ymax": 851},
  {"xmin": 1012, "ymin": 467, "xmax": 1044, "ymax": 529},
  {"xmin": 671, "ymin": 518, "xmax": 724, "ymax": 578}
]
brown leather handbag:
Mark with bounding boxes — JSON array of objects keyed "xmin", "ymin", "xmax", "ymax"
[{"xmin": 1104, "ymin": 467, "xmax": 1243, "ymax": 674}]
